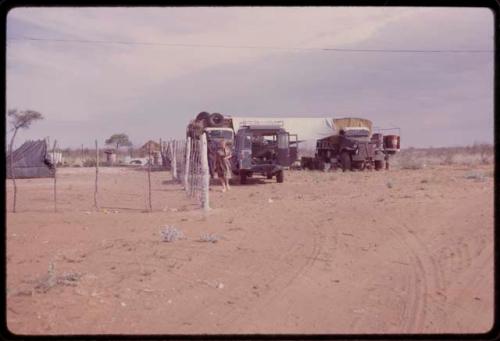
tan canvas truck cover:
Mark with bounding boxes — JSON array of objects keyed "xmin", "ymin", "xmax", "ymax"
[{"xmin": 331, "ymin": 117, "xmax": 373, "ymax": 134}]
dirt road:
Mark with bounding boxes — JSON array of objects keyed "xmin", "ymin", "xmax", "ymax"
[{"xmin": 5, "ymin": 165, "xmax": 494, "ymax": 334}]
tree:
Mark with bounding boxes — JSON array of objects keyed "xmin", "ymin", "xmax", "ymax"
[
  {"xmin": 8, "ymin": 109, "xmax": 44, "ymax": 213},
  {"xmin": 105, "ymin": 133, "xmax": 133, "ymax": 150}
]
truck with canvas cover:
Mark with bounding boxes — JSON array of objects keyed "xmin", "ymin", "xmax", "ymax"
[
  {"xmin": 186, "ymin": 112, "xmax": 235, "ymax": 178},
  {"xmin": 302, "ymin": 117, "xmax": 400, "ymax": 171},
  {"xmin": 232, "ymin": 121, "xmax": 290, "ymax": 184}
]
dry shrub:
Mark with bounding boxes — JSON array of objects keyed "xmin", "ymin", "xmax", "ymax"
[
  {"xmin": 393, "ymin": 143, "xmax": 493, "ymax": 169},
  {"xmin": 160, "ymin": 225, "xmax": 184, "ymax": 242},
  {"xmin": 464, "ymin": 171, "xmax": 487, "ymax": 181},
  {"xmin": 199, "ymin": 233, "xmax": 219, "ymax": 243},
  {"xmin": 33, "ymin": 262, "xmax": 82, "ymax": 293},
  {"xmin": 393, "ymin": 150, "xmax": 425, "ymax": 170},
  {"xmin": 399, "ymin": 157, "xmax": 425, "ymax": 170}
]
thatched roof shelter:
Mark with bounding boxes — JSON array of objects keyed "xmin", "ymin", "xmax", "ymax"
[{"xmin": 139, "ymin": 140, "xmax": 161, "ymax": 153}]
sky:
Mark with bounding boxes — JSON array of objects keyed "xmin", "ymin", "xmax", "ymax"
[{"xmin": 5, "ymin": 7, "xmax": 494, "ymax": 149}]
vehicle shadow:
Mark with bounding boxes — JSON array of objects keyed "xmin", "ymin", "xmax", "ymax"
[
  {"xmin": 162, "ymin": 179, "xmax": 180, "ymax": 185},
  {"xmin": 228, "ymin": 177, "xmax": 268, "ymax": 186}
]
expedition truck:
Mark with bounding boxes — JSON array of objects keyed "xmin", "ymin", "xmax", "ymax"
[
  {"xmin": 232, "ymin": 121, "xmax": 292, "ymax": 184},
  {"xmin": 301, "ymin": 117, "xmax": 400, "ymax": 171},
  {"xmin": 186, "ymin": 112, "xmax": 235, "ymax": 178},
  {"xmin": 187, "ymin": 112, "xmax": 300, "ymax": 170}
]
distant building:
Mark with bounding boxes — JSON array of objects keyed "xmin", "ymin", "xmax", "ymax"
[
  {"xmin": 104, "ymin": 149, "xmax": 117, "ymax": 165},
  {"xmin": 139, "ymin": 140, "xmax": 162, "ymax": 166},
  {"xmin": 139, "ymin": 140, "xmax": 161, "ymax": 156}
]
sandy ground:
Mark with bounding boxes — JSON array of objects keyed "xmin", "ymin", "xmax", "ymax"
[{"xmin": 5, "ymin": 165, "xmax": 494, "ymax": 335}]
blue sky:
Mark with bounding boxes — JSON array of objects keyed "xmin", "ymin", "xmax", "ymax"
[{"xmin": 6, "ymin": 7, "xmax": 494, "ymax": 148}]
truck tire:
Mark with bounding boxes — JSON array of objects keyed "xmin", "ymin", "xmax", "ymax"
[
  {"xmin": 195, "ymin": 111, "xmax": 210, "ymax": 123},
  {"xmin": 266, "ymin": 173, "xmax": 273, "ymax": 179},
  {"xmin": 240, "ymin": 170, "xmax": 247, "ymax": 184},
  {"xmin": 340, "ymin": 151, "xmax": 352, "ymax": 172},
  {"xmin": 208, "ymin": 113, "xmax": 224, "ymax": 127},
  {"xmin": 374, "ymin": 160, "xmax": 383, "ymax": 171},
  {"xmin": 276, "ymin": 170, "xmax": 284, "ymax": 183},
  {"xmin": 318, "ymin": 159, "xmax": 325, "ymax": 172}
]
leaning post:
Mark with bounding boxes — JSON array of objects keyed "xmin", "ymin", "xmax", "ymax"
[{"xmin": 147, "ymin": 143, "xmax": 153, "ymax": 212}]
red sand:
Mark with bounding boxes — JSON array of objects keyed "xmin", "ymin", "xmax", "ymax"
[{"xmin": 6, "ymin": 165, "xmax": 494, "ymax": 334}]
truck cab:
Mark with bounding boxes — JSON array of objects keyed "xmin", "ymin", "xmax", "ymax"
[
  {"xmin": 336, "ymin": 126, "xmax": 384, "ymax": 171},
  {"xmin": 204, "ymin": 127, "xmax": 234, "ymax": 144}
]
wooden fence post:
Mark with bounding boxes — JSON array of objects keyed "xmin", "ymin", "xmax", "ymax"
[
  {"xmin": 94, "ymin": 140, "xmax": 99, "ymax": 210},
  {"xmin": 9, "ymin": 130, "xmax": 19, "ymax": 213},
  {"xmin": 189, "ymin": 138, "xmax": 195, "ymax": 197},
  {"xmin": 184, "ymin": 137, "xmax": 191, "ymax": 192},
  {"xmin": 200, "ymin": 133, "xmax": 210, "ymax": 211},
  {"xmin": 147, "ymin": 143, "xmax": 153, "ymax": 212},
  {"xmin": 52, "ymin": 140, "xmax": 57, "ymax": 212},
  {"xmin": 172, "ymin": 140, "xmax": 177, "ymax": 181}
]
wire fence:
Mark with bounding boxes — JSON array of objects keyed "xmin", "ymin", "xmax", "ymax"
[
  {"xmin": 7, "ymin": 135, "xmax": 211, "ymax": 213},
  {"xmin": 168, "ymin": 134, "xmax": 209, "ymax": 211}
]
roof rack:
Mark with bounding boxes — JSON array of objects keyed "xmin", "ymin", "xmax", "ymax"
[{"xmin": 239, "ymin": 120, "xmax": 284, "ymax": 128}]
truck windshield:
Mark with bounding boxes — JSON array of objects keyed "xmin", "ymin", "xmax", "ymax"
[{"xmin": 208, "ymin": 130, "xmax": 233, "ymax": 140}]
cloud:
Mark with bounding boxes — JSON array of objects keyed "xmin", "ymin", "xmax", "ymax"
[{"xmin": 6, "ymin": 7, "xmax": 493, "ymax": 148}]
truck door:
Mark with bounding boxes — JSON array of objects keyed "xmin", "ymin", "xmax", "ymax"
[
  {"xmin": 237, "ymin": 132, "xmax": 252, "ymax": 170},
  {"xmin": 289, "ymin": 134, "xmax": 298, "ymax": 165},
  {"xmin": 277, "ymin": 132, "xmax": 290, "ymax": 166}
]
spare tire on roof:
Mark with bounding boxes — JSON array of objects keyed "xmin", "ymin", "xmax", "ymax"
[
  {"xmin": 208, "ymin": 113, "xmax": 224, "ymax": 127},
  {"xmin": 195, "ymin": 111, "xmax": 210, "ymax": 123}
]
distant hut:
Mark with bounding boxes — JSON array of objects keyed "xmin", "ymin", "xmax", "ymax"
[
  {"xmin": 6, "ymin": 140, "xmax": 55, "ymax": 179},
  {"xmin": 139, "ymin": 140, "xmax": 162, "ymax": 165},
  {"xmin": 104, "ymin": 149, "xmax": 117, "ymax": 165}
]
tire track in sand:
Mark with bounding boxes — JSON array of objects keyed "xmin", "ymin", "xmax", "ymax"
[
  {"xmin": 220, "ymin": 219, "xmax": 323, "ymax": 328},
  {"xmin": 178, "ymin": 217, "xmax": 323, "ymax": 330},
  {"xmin": 382, "ymin": 218, "xmax": 432, "ymax": 333}
]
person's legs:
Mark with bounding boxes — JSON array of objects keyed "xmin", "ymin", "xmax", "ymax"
[{"xmin": 216, "ymin": 162, "xmax": 227, "ymax": 192}]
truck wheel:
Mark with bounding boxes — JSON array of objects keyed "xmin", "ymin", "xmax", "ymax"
[
  {"xmin": 318, "ymin": 159, "xmax": 325, "ymax": 172},
  {"xmin": 266, "ymin": 173, "xmax": 273, "ymax": 179},
  {"xmin": 276, "ymin": 170, "xmax": 284, "ymax": 183},
  {"xmin": 195, "ymin": 111, "xmax": 210, "ymax": 122},
  {"xmin": 374, "ymin": 160, "xmax": 383, "ymax": 171},
  {"xmin": 340, "ymin": 152, "xmax": 352, "ymax": 172},
  {"xmin": 240, "ymin": 171, "xmax": 247, "ymax": 184},
  {"xmin": 208, "ymin": 113, "xmax": 224, "ymax": 127}
]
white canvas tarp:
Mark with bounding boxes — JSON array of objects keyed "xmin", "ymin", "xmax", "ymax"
[{"xmin": 228, "ymin": 116, "xmax": 372, "ymax": 154}]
